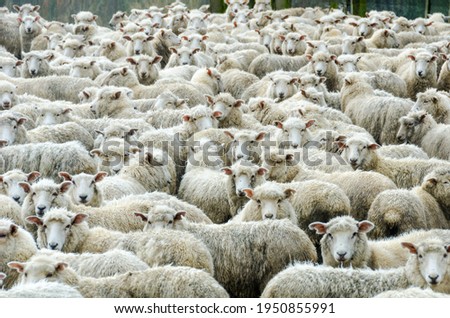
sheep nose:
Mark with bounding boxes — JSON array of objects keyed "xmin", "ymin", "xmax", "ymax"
[
  {"xmin": 238, "ymin": 190, "xmax": 246, "ymax": 197},
  {"xmin": 30, "ymin": 70, "xmax": 37, "ymax": 75},
  {"xmin": 292, "ymin": 144, "xmax": 299, "ymax": 149},
  {"xmin": 140, "ymin": 72, "xmax": 147, "ymax": 78},
  {"xmin": 265, "ymin": 214, "xmax": 274, "ymax": 219},
  {"xmin": 237, "ymin": 154, "xmax": 244, "ymax": 159},
  {"xmin": 418, "ymin": 71, "xmax": 423, "ymax": 77},
  {"xmin": 37, "ymin": 205, "xmax": 46, "ymax": 212},
  {"xmin": 49, "ymin": 242, "xmax": 58, "ymax": 250},
  {"xmin": 12, "ymin": 196, "xmax": 20, "ymax": 202},
  {"xmin": 79, "ymin": 195, "xmax": 88, "ymax": 202},
  {"xmin": 337, "ymin": 252, "xmax": 347, "ymax": 258},
  {"xmin": 3, "ymin": 102, "xmax": 10, "ymax": 108},
  {"xmin": 349, "ymin": 158, "xmax": 358, "ymax": 164},
  {"xmin": 360, "ymin": 32, "xmax": 365, "ymax": 36},
  {"xmin": 27, "ymin": 28, "xmax": 31, "ymax": 32},
  {"xmin": 182, "ymin": 62, "xmax": 188, "ymax": 65},
  {"xmin": 135, "ymin": 50, "xmax": 141, "ymax": 55},
  {"xmin": 397, "ymin": 135, "xmax": 405, "ymax": 142},
  {"xmin": 109, "ymin": 23, "xmax": 114, "ymax": 27},
  {"xmin": 279, "ymin": 93, "xmax": 285, "ymax": 99},
  {"xmin": 428, "ymin": 275, "xmax": 439, "ymax": 284},
  {"xmin": 316, "ymin": 70, "xmax": 323, "ymax": 76}
]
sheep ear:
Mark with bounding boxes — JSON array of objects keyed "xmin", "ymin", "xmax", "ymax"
[
  {"xmin": 306, "ymin": 54, "xmax": 313, "ymax": 61},
  {"xmin": 19, "ymin": 182, "xmax": 31, "ymax": 193},
  {"xmin": 213, "ymin": 111, "xmax": 222, "ymax": 118},
  {"xmin": 205, "ymin": 95, "xmax": 214, "ymax": 105},
  {"xmin": 305, "ymin": 119, "xmax": 315, "ymax": 128},
  {"xmin": 330, "ymin": 55, "xmax": 337, "ymax": 61},
  {"xmin": 256, "ymin": 132, "xmax": 266, "ymax": 141},
  {"xmin": 0, "ymin": 272, "xmax": 5, "ymax": 280},
  {"xmin": 274, "ymin": 121, "xmax": 283, "ymax": 129},
  {"xmin": 407, "ymin": 55, "xmax": 416, "ymax": 61},
  {"xmin": 357, "ymin": 221, "xmax": 374, "ymax": 233},
  {"xmin": 192, "ymin": 48, "xmax": 201, "ymax": 55},
  {"xmin": 301, "ymin": 89, "xmax": 307, "ymax": 97},
  {"xmin": 90, "ymin": 149, "xmax": 102, "ymax": 157},
  {"xmin": 123, "ymin": 35, "xmax": 132, "ymax": 41},
  {"xmin": 284, "ymin": 188, "xmax": 296, "ymax": 198},
  {"xmin": 7, "ymin": 262, "xmax": 25, "ymax": 273},
  {"xmin": 418, "ymin": 112, "xmax": 427, "ymax": 122},
  {"xmin": 368, "ymin": 143, "xmax": 380, "ymax": 150},
  {"xmin": 286, "ymin": 153, "xmax": 295, "ymax": 162},
  {"xmin": 62, "ymin": 108, "xmax": 72, "ymax": 114},
  {"xmin": 174, "ymin": 211, "xmax": 186, "ymax": 220},
  {"xmin": 257, "ymin": 167, "xmax": 268, "ymax": 176},
  {"xmin": 234, "ymin": 100, "xmax": 244, "ymax": 107},
  {"xmin": 224, "ymin": 131, "xmax": 234, "ymax": 139},
  {"xmin": 258, "ymin": 101, "xmax": 266, "ymax": 109},
  {"xmin": 71, "ymin": 214, "xmax": 88, "ymax": 225},
  {"xmin": 384, "ymin": 30, "xmax": 390, "ymax": 37},
  {"xmin": 126, "ymin": 57, "xmax": 137, "ymax": 65},
  {"xmin": 26, "ymin": 216, "xmax": 43, "ymax": 226},
  {"xmin": 59, "ymin": 181, "xmax": 72, "ymax": 193},
  {"xmin": 181, "ymin": 36, "xmax": 189, "ymax": 41},
  {"xmin": 152, "ymin": 55, "xmax": 162, "ymax": 65},
  {"xmin": 182, "ymin": 115, "xmax": 191, "ymax": 122},
  {"xmin": 430, "ymin": 55, "xmax": 438, "ymax": 62},
  {"xmin": 55, "ymin": 262, "xmax": 68, "ymax": 272},
  {"xmin": 134, "ymin": 212, "xmax": 148, "ymax": 222},
  {"xmin": 221, "ymin": 167, "xmax": 233, "ymax": 175},
  {"xmin": 308, "ymin": 222, "xmax": 327, "ymax": 234},
  {"xmin": 58, "ymin": 172, "xmax": 72, "ymax": 181},
  {"xmin": 424, "ymin": 177, "xmax": 437, "ymax": 188},
  {"xmin": 94, "ymin": 171, "xmax": 108, "ymax": 183},
  {"xmin": 27, "ymin": 171, "xmax": 40, "ymax": 182},
  {"xmin": 242, "ymin": 188, "xmax": 254, "ymax": 199},
  {"xmin": 113, "ymin": 91, "xmax": 122, "ymax": 99},
  {"xmin": 401, "ymin": 242, "xmax": 417, "ymax": 254},
  {"xmin": 17, "ymin": 118, "xmax": 27, "ymax": 125}
]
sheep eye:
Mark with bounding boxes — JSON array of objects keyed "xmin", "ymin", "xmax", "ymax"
[
  {"xmin": 444, "ymin": 254, "xmax": 447, "ymax": 258},
  {"xmin": 43, "ymin": 225, "xmax": 47, "ymax": 229},
  {"xmin": 328, "ymin": 233, "xmax": 333, "ymax": 240},
  {"xmin": 72, "ymin": 181, "xmax": 76, "ymax": 186},
  {"xmin": 418, "ymin": 254, "xmax": 423, "ymax": 259},
  {"xmin": 256, "ymin": 199, "xmax": 261, "ymax": 204},
  {"xmin": 65, "ymin": 225, "xmax": 70, "ymax": 229},
  {"xmin": 147, "ymin": 221, "xmax": 152, "ymax": 224},
  {"xmin": 56, "ymin": 114, "xmax": 60, "ymax": 117},
  {"xmin": 24, "ymin": 273, "xmax": 28, "ymax": 277},
  {"xmin": 32, "ymin": 192, "xmax": 36, "ymax": 196},
  {"xmin": 168, "ymin": 220, "xmax": 173, "ymax": 224},
  {"xmin": 352, "ymin": 232, "xmax": 357, "ymax": 238},
  {"xmin": 13, "ymin": 126, "xmax": 17, "ymax": 129},
  {"xmin": 277, "ymin": 199, "xmax": 282, "ymax": 203},
  {"xmin": 52, "ymin": 192, "xmax": 58, "ymax": 196},
  {"xmin": 46, "ymin": 273, "xmax": 53, "ymax": 278}
]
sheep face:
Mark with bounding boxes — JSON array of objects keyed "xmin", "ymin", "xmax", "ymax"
[
  {"xmin": 0, "ymin": 220, "xmax": 19, "ymax": 245},
  {"xmin": 408, "ymin": 53, "xmax": 437, "ymax": 79},
  {"xmin": 109, "ymin": 11, "xmax": 127, "ymax": 28},
  {"xmin": 0, "ymin": 84, "xmax": 16, "ymax": 109},
  {"xmin": 0, "ymin": 58, "xmax": 22, "ymax": 77},
  {"xmin": 160, "ymin": 29, "xmax": 181, "ymax": 47},
  {"xmin": 35, "ymin": 106, "xmax": 72, "ymax": 126},
  {"xmin": 396, "ymin": 112, "xmax": 426, "ymax": 143},
  {"xmin": 171, "ymin": 47, "xmax": 195, "ymax": 66},
  {"xmin": 0, "ymin": 170, "xmax": 40, "ymax": 205},
  {"xmin": 308, "ymin": 52, "xmax": 336, "ymax": 77},
  {"xmin": 59, "ymin": 172, "xmax": 106, "ymax": 206},
  {"xmin": 207, "ymin": 93, "xmax": 242, "ymax": 122},
  {"xmin": 182, "ymin": 34, "xmax": 207, "ymax": 51},
  {"xmin": 284, "ymin": 33, "xmax": 306, "ymax": 55},
  {"xmin": 276, "ymin": 117, "xmax": 314, "ymax": 149},
  {"xmin": 148, "ymin": 12, "xmax": 167, "ymax": 28},
  {"xmin": 261, "ymin": 152, "xmax": 294, "ymax": 180},
  {"xmin": 136, "ymin": 206, "xmax": 186, "ymax": 231},
  {"xmin": 90, "ymin": 87, "xmax": 133, "ymax": 118},
  {"xmin": 182, "ymin": 106, "xmax": 217, "ymax": 132},
  {"xmin": 226, "ymin": 131, "xmax": 265, "ymax": 162},
  {"xmin": 23, "ymin": 52, "xmax": 47, "ymax": 77},
  {"xmin": 90, "ymin": 142, "xmax": 139, "ymax": 175},
  {"xmin": 412, "ymin": 18, "xmax": 433, "ymax": 35},
  {"xmin": 21, "ymin": 180, "xmax": 71, "ymax": 217},
  {"xmin": 128, "ymin": 55, "xmax": 161, "ymax": 82},
  {"xmin": 19, "ymin": 16, "xmax": 40, "ymax": 35},
  {"xmin": 339, "ymin": 137, "xmax": 380, "ymax": 170},
  {"xmin": 0, "ymin": 116, "xmax": 26, "ymax": 145},
  {"xmin": 309, "ymin": 216, "xmax": 374, "ymax": 266},
  {"xmin": 124, "ymin": 33, "xmax": 154, "ymax": 55},
  {"xmin": 153, "ymin": 91, "xmax": 187, "ymax": 110},
  {"xmin": 422, "ymin": 168, "xmax": 450, "ymax": 211},
  {"xmin": 391, "ymin": 18, "xmax": 411, "ymax": 33},
  {"xmin": 268, "ymin": 75, "xmax": 298, "ymax": 101},
  {"xmin": 222, "ymin": 160, "xmax": 267, "ymax": 197},
  {"xmin": 62, "ymin": 39, "xmax": 85, "ymax": 58},
  {"xmin": 253, "ymin": 1, "xmax": 271, "ymax": 13},
  {"xmin": 69, "ymin": 60, "xmax": 96, "ymax": 79},
  {"xmin": 8, "ymin": 257, "xmax": 68, "ymax": 284},
  {"xmin": 187, "ymin": 14, "xmax": 208, "ymax": 32},
  {"xmin": 46, "ymin": 33, "xmax": 63, "ymax": 50},
  {"xmin": 341, "ymin": 36, "xmax": 364, "ymax": 55},
  {"xmin": 257, "ymin": 29, "xmax": 272, "ymax": 49},
  {"xmin": 350, "ymin": 19, "xmax": 377, "ymax": 37},
  {"xmin": 403, "ymin": 240, "xmax": 450, "ymax": 286},
  {"xmin": 300, "ymin": 88, "xmax": 327, "ymax": 106}
]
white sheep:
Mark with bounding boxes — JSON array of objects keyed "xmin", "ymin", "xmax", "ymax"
[
  {"xmin": 248, "ymin": 53, "xmax": 307, "ymax": 78},
  {"xmin": 262, "ymin": 239, "xmax": 450, "ymax": 297},
  {"xmin": 0, "ymin": 280, "xmax": 82, "ymax": 298},
  {"xmin": 0, "ymin": 169, "xmax": 40, "ymax": 205},
  {"xmin": 397, "ymin": 111, "xmax": 450, "ymax": 160},
  {"xmin": 376, "ymin": 144, "xmax": 429, "ymax": 160},
  {"xmin": 412, "ymin": 88, "xmax": 450, "ymax": 124},
  {"xmin": 220, "ymin": 69, "xmax": 260, "ymax": 100},
  {"xmin": 58, "ymin": 172, "xmax": 107, "ymax": 207},
  {"xmin": 18, "ymin": 15, "xmax": 42, "ymax": 53},
  {"xmin": 69, "ymin": 58, "xmax": 102, "ymax": 80},
  {"xmin": 20, "ymin": 51, "xmax": 69, "ymax": 78},
  {"xmin": 438, "ymin": 54, "xmax": 450, "ymax": 92},
  {"xmin": 123, "ymin": 32, "xmax": 155, "ymax": 56},
  {"xmin": 0, "ymin": 56, "xmax": 22, "ymax": 77},
  {"xmin": 151, "ymin": 28, "xmax": 182, "ymax": 68}
]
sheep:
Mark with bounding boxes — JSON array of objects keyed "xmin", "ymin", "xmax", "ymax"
[
  {"xmin": 412, "ymin": 18, "xmax": 438, "ymax": 36},
  {"xmin": 274, "ymin": 117, "xmax": 315, "ymax": 149},
  {"xmin": 34, "ymin": 104, "xmax": 74, "ymax": 126},
  {"xmin": 261, "ymin": 239, "xmax": 450, "ymax": 297},
  {"xmin": 338, "ymin": 135, "xmax": 450, "ymax": 189},
  {"xmin": 0, "ymin": 14, "xmax": 22, "ymax": 58},
  {"xmin": 0, "ymin": 141, "xmax": 97, "ymax": 181},
  {"xmin": 412, "ymin": 88, "xmax": 450, "ymax": 124},
  {"xmin": 58, "ymin": 172, "xmax": 106, "ymax": 207},
  {"xmin": 17, "ymin": 249, "xmax": 149, "ymax": 279},
  {"xmin": 20, "ymin": 51, "xmax": 69, "ymax": 78},
  {"xmin": 69, "ymin": 58, "xmax": 102, "ymax": 80},
  {"xmin": 310, "ymin": 215, "xmax": 450, "ymax": 269},
  {"xmin": 126, "ymin": 55, "xmax": 162, "ymax": 85},
  {"xmin": 365, "ymin": 29, "xmax": 400, "ymax": 49},
  {"xmin": 377, "ymin": 144, "xmax": 429, "ymax": 160},
  {"xmin": 350, "ymin": 18, "xmax": 378, "ymax": 38},
  {"xmin": 151, "ymin": 28, "xmax": 182, "ymax": 68},
  {"xmin": 304, "ymin": 52, "xmax": 339, "ymax": 92},
  {"xmin": 0, "ymin": 169, "xmax": 40, "ymax": 205},
  {"xmin": 109, "ymin": 11, "xmax": 128, "ymax": 29},
  {"xmin": 248, "ymin": 53, "xmax": 308, "ymax": 78},
  {"xmin": 438, "ymin": 55, "xmax": 450, "ymax": 92},
  {"xmin": 220, "ymin": 69, "xmax": 260, "ymax": 99},
  {"xmin": 0, "ymin": 279, "xmax": 82, "ymax": 298},
  {"xmin": 27, "ymin": 208, "xmax": 214, "ymax": 274},
  {"xmin": 99, "ymin": 67, "xmax": 205, "ymax": 105},
  {"xmin": 190, "ymin": 67, "xmax": 223, "ymax": 96},
  {"xmin": 11, "ymin": 257, "xmax": 227, "ymax": 298},
  {"xmin": 144, "ymin": 209, "xmax": 317, "ymax": 297},
  {"xmin": 396, "ymin": 52, "xmax": 438, "ymax": 100},
  {"xmin": 96, "ymin": 39, "xmax": 127, "ymax": 62},
  {"xmin": 93, "ymin": 123, "xmax": 140, "ymax": 148},
  {"xmin": 0, "ymin": 56, "xmax": 22, "ymax": 77},
  {"xmin": 391, "ymin": 17, "xmax": 413, "ymax": 33},
  {"xmin": 18, "ymin": 15, "xmax": 42, "ymax": 53},
  {"xmin": 60, "ymin": 38, "xmax": 86, "ymax": 58},
  {"xmin": 248, "ymin": 98, "xmax": 288, "ymax": 125},
  {"xmin": 0, "ymin": 195, "xmax": 23, "ymax": 228},
  {"xmin": 89, "ymin": 86, "xmax": 137, "ymax": 119},
  {"xmin": 0, "ymin": 219, "xmax": 37, "ymax": 289},
  {"xmin": 374, "ymin": 287, "xmax": 450, "ymax": 298},
  {"xmin": 363, "ymin": 70, "xmax": 408, "ymax": 98},
  {"xmin": 166, "ymin": 46, "xmax": 214, "ymax": 68},
  {"xmin": 341, "ymin": 72, "xmax": 412, "ymax": 145},
  {"xmin": 0, "ymin": 80, "xmax": 19, "ymax": 109},
  {"xmin": 72, "ymin": 11, "xmax": 98, "ymax": 25},
  {"xmin": 137, "ymin": 90, "xmax": 188, "ymax": 112},
  {"xmin": 397, "ymin": 111, "xmax": 450, "ymax": 160},
  {"xmin": 123, "ymin": 32, "xmax": 154, "ymax": 56},
  {"xmin": 242, "ymin": 72, "xmax": 299, "ymax": 102},
  {"xmin": 0, "ymin": 115, "xmax": 94, "ymax": 150},
  {"xmin": 0, "ymin": 73, "xmax": 98, "ymax": 103},
  {"xmin": 341, "ymin": 35, "xmax": 367, "ymax": 54}
]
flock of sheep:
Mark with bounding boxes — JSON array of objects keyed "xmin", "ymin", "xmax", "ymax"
[{"xmin": 0, "ymin": 0, "xmax": 449, "ymax": 298}]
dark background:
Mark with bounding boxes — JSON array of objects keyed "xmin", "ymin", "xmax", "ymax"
[{"xmin": 0, "ymin": 0, "xmax": 448, "ymax": 25}]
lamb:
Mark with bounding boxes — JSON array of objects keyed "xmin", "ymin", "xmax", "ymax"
[
  {"xmin": 27, "ymin": 208, "xmax": 214, "ymax": 274},
  {"xmin": 0, "ymin": 141, "xmax": 97, "ymax": 181},
  {"xmin": 338, "ymin": 135, "xmax": 450, "ymax": 189},
  {"xmin": 151, "ymin": 28, "xmax": 182, "ymax": 68},
  {"xmin": 0, "ymin": 73, "xmax": 98, "ymax": 103},
  {"xmin": 396, "ymin": 52, "xmax": 438, "ymax": 100},
  {"xmin": 305, "ymin": 51, "xmax": 339, "ymax": 92},
  {"xmin": 0, "ymin": 115, "xmax": 94, "ymax": 150},
  {"xmin": 341, "ymin": 72, "xmax": 412, "ymax": 145},
  {"xmin": 261, "ymin": 239, "xmax": 450, "ymax": 297},
  {"xmin": 397, "ymin": 111, "xmax": 450, "ymax": 160},
  {"xmin": 220, "ymin": 69, "xmax": 260, "ymax": 100},
  {"xmin": 10, "ymin": 257, "xmax": 228, "ymax": 298},
  {"xmin": 438, "ymin": 54, "xmax": 450, "ymax": 92},
  {"xmin": 310, "ymin": 215, "xmax": 450, "ymax": 269},
  {"xmin": 0, "ymin": 280, "xmax": 82, "ymax": 298},
  {"xmin": 99, "ymin": 67, "xmax": 205, "ymax": 105},
  {"xmin": 123, "ymin": 32, "xmax": 155, "ymax": 56},
  {"xmin": 411, "ymin": 88, "xmax": 450, "ymax": 124},
  {"xmin": 18, "ymin": 15, "xmax": 42, "ymax": 53},
  {"xmin": 0, "ymin": 169, "xmax": 40, "ymax": 205},
  {"xmin": 144, "ymin": 208, "xmax": 317, "ymax": 297},
  {"xmin": 0, "ymin": 219, "xmax": 37, "ymax": 289},
  {"xmin": 368, "ymin": 168, "xmax": 450, "ymax": 238},
  {"xmin": 248, "ymin": 53, "xmax": 308, "ymax": 78},
  {"xmin": 14, "ymin": 249, "xmax": 149, "ymax": 280}
]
